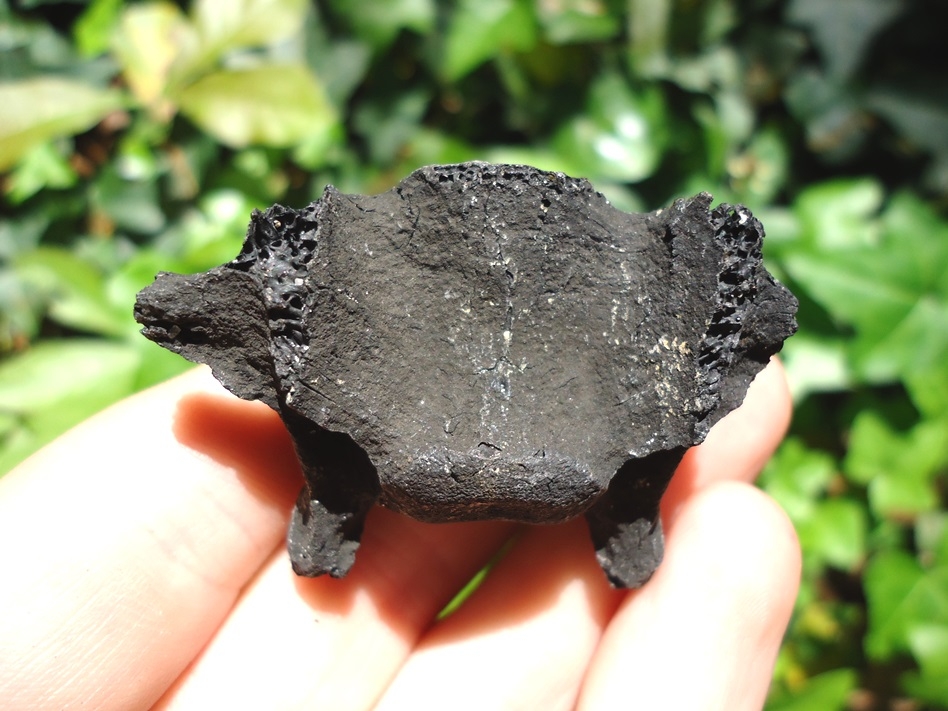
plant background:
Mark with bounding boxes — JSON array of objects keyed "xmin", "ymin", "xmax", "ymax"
[{"xmin": 1, "ymin": 0, "xmax": 946, "ymax": 707}]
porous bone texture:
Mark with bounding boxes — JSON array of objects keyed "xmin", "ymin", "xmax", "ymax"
[{"xmin": 134, "ymin": 162, "xmax": 797, "ymax": 587}]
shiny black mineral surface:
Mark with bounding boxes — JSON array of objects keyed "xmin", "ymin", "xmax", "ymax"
[{"xmin": 134, "ymin": 162, "xmax": 797, "ymax": 588}]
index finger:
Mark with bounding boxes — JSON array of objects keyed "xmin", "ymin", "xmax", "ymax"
[{"xmin": 0, "ymin": 367, "xmax": 301, "ymax": 710}]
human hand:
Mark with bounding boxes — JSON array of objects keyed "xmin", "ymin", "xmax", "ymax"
[{"xmin": 0, "ymin": 360, "xmax": 798, "ymax": 711}]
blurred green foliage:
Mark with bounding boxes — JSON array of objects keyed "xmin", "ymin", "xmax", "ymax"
[{"xmin": 1, "ymin": 0, "xmax": 946, "ymax": 707}]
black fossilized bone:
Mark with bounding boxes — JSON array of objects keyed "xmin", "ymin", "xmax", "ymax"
[{"xmin": 134, "ymin": 162, "xmax": 797, "ymax": 588}]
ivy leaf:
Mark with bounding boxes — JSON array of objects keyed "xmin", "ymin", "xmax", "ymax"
[
  {"xmin": 844, "ymin": 411, "xmax": 948, "ymax": 519},
  {"xmin": 326, "ymin": 0, "xmax": 434, "ymax": 51},
  {"xmin": 90, "ymin": 166, "xmax": 167, "ymax": 235},
  {"xmin": 780, "ymin": 333, "xmax": 853, "ymax": 401},
  {"xmin": 760, "ymin": 437, "xmax": 836, "ymax": 524},
  {"xmin": 864, "ymin": 550, "xmax": 948, "ymax": 661},
  {"xmin": 536, "ymin": 0, "xmax": 620, "ymax": 45},
  {"xmin": 553, "ymin": 73, "xmax": 666, "ymax": 183},
  {"xmin": 792, "ymin": 178, "xmax": 883, "ymax": 251},
  {"xmin": 353, "ymin": 88, "xmax": 430, "ymax": 164},
  {"xmin": 74, "ymin": 0, "xmax": 125, "ymax": 57},
  {"xmin": 784, "ymin": 186, "xmax": 948, "ymax": 393},
  {"xmin": 765, "ymin": 668, "xmax": 857, "ymax": 711},
  {"xmin": 787, "ymin": 0, "xmax": 902, "ymax": 80},
  {"xmin": 627, "ymin": 0, "xmax": 671, "ymax": 76},
  {"xmin": 4, "ymin": 141, "xmax": 77, "ymax": 204},
  {"xmin": 868, "ymin": 87, "xmax": 948, "ymax": 194},
  {"xmin": 915, "ymin": 512, "xmax": 948, "ymax": 569},
  {"xmin": 441, "ymin": 0, "xmax": 538, "ymax": 82},
  {"xmin": 191, "ymin": 0, "xmax": 308, "ymax": 53},
  {"xmin": 903, "ymin": 625, "xmax": 948, "ymax": 705},
  {"xmin": 14, "ymin": 247, "xmax": 132, "ymax": 339},
  {"xmin": 728, "ymin": 125, "xmax": 790, "ymax": 206},
  {"xmin": 761, "ymin": 439, "xmax": 865, "ymax": 572},
  {"xmin": 177, "ymin": 65, "xmax": 336, "ymax": 148},
  {"xmin": 799, "ymin": 498, "xmax": 868, "ymax": 572},
  {"xmin": 0, "ymin": 78, "xmax": 124, "ymax": 171}
]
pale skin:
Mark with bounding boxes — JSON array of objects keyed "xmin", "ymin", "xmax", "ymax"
[{"xmin": 0, "ymin": 359, "xmax": 799, "ymax": 711}]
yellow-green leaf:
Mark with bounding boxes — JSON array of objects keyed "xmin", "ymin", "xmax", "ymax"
[
  {"xmin": 0, "ymin": 339, "xmax": 142, "ymax": 474},
  {"xmin": 0, "ymin": 78, "xmax": 124, "ymax": 171},
  {"xmin": 111, "ymin": 2, "xmax": 191, "ymax": 118},
  {"xmin": 192, "ymin": 0, "xmax": 308, "ymax": 54},
  {"xmin": 177, "ymin": 65, "xmax": 335, "ymax": 148}
]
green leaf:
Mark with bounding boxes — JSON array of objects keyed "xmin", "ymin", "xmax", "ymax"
[
  {"xmin": 902, "ymin": 625, "xmax": 948, "ymax": 704},
  {"xmin": 761, "ymin": 439, "xmax": 865, "ymax": 572},
  {"xmin": 13, "ymin": 248, "xmax": 130, "ymax": 338},
  {"xmin": 785, "ymin": 251, "xmax": 915, "ymax": 347},
  {"xmin": 114, "ymin": 189, "xmax": 257, "ymax": 280},
  {"xmin": 760, "ymin": 437, "xmax": 837, "ymax": 524},
  {"xmin": 864, "ymin": 550, "xmax": 948, "ymax": 660},
  {"xmin": 0, "ymin": 340, "xmax": 141, "ymax": 474},
  {"xmin": 400, "ymin": 129, "xmax": 477, "ymax": 170},
  {"xmin": 0, "ymin": 266, "xmax": 45, "ymax": 351},
  {"xmin": 553, "ymin": 73, "xmax": 666, "ymax": 183},
  {"xmin": 303, "ymin": 25, "xmax": 372, "ymax": 109},
  {"xmin": 700, "ymin": 0, "xmax": 739, "ymax": 46},
  {"xmin": 784, "ymin": 70, "xmax": 866, "ymax": 161},
  {"xmin": 326, "ymin": 0, "xmax": 434, "ymax": 50},
  {"xmin": 729, "ymin": 125, "xmax": 789, "ymax": 205},
  {"xmin": 0, "ymin": 340, "xmax": 134, "ymax": 414},
  {"xmin": 780, "ymin": 333, "xmax": 853, "ymax": 401},
  {"xmin": 177, "ymin": 64, "xmax": 336, "ymax": 148},
  {"xmin": 90, "ymin": 166, "xmax": 166, "ymax": 235},
  {"xmin": 627, "ymin": 0, "xmax": 671, "ymax": 76},
  {"xmin": 902, "ymin": 666, "xmax": 948, "ymax": 706},
  {"xmin": 844, "ymin": 411, "xmax": 948, "ymax": 519},
  {"xmin": 765, "ymin": 668, "xmax": 857, "ymax": 711},
  {"xmin": 0, "ymin": 78, "xmax": 124, "ymax": 171},
  {"xmin": 868, "ymin": 87, "xmax": 948, "ymax": 194},
  {"xmin": 179, "ymin": 0, "xmax": 311, "ymax": 84},
  {"xmin": 800, "ymin": 498, "xmax": 868, "ymax": 572},
  {"xmin": 787, "ymin": 0, "xmax": 902, "ymax": 80},
  {"xmin": 441, "ymin": 0, "xmax": 538, "ymax": 82},
  {"xmin": 909, "ymin": 624, "xmax": 948, "ymax": 671},
  {"xmin": 793, "ymin": 178, "xmax": 883, "ymax": 251},
  {"xmin": 74, "ymin": 0, "xmax": 125, "ymax": 57},
  {"xmin": 131, "ymin": 339, "xmax": 194, "ymax": 392},
  {"xmin": 855, "ymin": 291, "xmax": 948, "ymax": 388},
  {"xmin": 192, "ymin": 0, "xmax": 308, "ymax": 51},
  {"xmin": 784, "ymin": 183, "xmax": 948, "ymax": 390},
  {"xmin": 902, "ymin": 363, "xmax": 948, "ymax": 426},
  {"xmin": 4, "ymin": 141, "xmax": 77, "ymax": 204},
  {"xmin": 111, "ymin": 2, "xmax": 191, "ymax": 118},
  {"xmin": 916, "ymin": 512, "xmax": 948, "ymax": 568},
  {"xmin": 0, "ymin": 10, "xmax": 84, "ymax": 80},
  {"xmin": 537, "ymin": 0, "xmax": 620, "ymax": 45},
  {"xmin": 880, "ymin": 191, "xmax": 948, "ymax": 294},
  {"xmin": 352, "ymin": 88, "xmax": 430, "ymax": 164}
]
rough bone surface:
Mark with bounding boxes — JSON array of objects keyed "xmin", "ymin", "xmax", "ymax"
[{"xmin": 134, "ymin": 162, "xmax": 797, "ymax": 588}]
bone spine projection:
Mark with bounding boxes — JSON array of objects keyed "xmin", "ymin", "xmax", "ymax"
[{"xmin": 134, "ymin": 162, "xmax": 797, "ymax": 588}]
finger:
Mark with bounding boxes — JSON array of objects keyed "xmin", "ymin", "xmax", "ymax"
[
  {"xmin": 578, "ymin": 482, "xmax": 801, "ymax": 711},
  {"xmin": 155, "ymin": 510, "xmax": 515, "ymax": 711},
  {"xmin": 662, "ymin": 357, "xmax": 791, "ymax": 522},
  {"xmin": 0, "ymin": 367, "xmax": 301, "ymax": 711},
  {"xmin": 374, "ymin": 519, "xmax": 622, "ymax": 711},
  {"xmin": 370, "ymin": 359, "xmax": 793, "ymax": 710}
]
